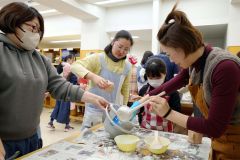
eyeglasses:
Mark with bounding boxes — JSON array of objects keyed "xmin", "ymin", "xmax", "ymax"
[
  {"xmin": 23, "ymin": 23, "xmax": 41, "ymax": 34},
  {"xmin": 115, "ymin": 42, "xmax": 130, "ymax": 53}
]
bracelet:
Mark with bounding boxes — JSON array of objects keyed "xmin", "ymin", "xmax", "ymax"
[{"xmin": 163, "ymin": 108, "xmax": 172, "ymax": 118}]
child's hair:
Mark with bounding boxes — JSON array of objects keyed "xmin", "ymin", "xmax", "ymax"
[{"xmin": 145, "ymin": 58, "xmax": 166, "ymax": 78}]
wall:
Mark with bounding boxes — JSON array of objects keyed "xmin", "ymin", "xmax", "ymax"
[
  {"xmin": 160, "ymin": 0, "xmax": 229, "ymax": 26},
  {"xmin": 130, "ymin": 40, "xmax": 151, "ymax": 66},
  {"xmin": 226, "ymin": 3, "xmax": 240, "ymax": 46},
  {"xmin": 205, "ymin": 38, "xmax": 225, "ymax": 48},
  {"xmin": 105, "ymin": 2, "xmax": 153, "ymax": 31},
  {"xmin": 44, "ymin": 15, "xmax": 82, "ymax": 37}
]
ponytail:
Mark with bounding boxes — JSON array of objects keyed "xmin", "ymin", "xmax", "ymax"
[{"xmin": 158, "ymin": 1, "xmax": 204, "ymax": 56}]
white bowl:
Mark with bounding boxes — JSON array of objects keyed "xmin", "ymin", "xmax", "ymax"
[{"xmin": 144, "ymin": 136, "xmax": 170, "ymax": 154}]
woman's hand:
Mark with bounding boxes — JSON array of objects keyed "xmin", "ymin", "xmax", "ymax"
[
  {"xmin": 81, "ymin": 91, "xmax": 109, "ymax": 110},
  {"xmin": 88, "ymin": 73, "xmax": 112, "ymax": 90},
  {"xmin": 130, "ymin": 94, "xmax": 142, "ymax": 101},
  {"xmin": 0, "ymin": 139, "xmax": 5, "ymax": 160},
  {"xmin": 149, "ymin": 95, "xmax": 170, "ymax": 117}
]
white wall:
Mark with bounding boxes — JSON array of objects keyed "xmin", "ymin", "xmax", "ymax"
[
  {"xmin": 226, "ymin": 3, "xmax": 240, "ymax": 46},
  {"xmin": 160, "ymin": 0, "xmax": 229, "ymax": 26},
  {"xmin": 130, "ymin": 40, "xmax": 151, "ymax": 66},
  {"xmin": 105, "ymin": 0, "xmax": 229, "ymax": 31},
  {"xmin": 105, "ymin": 2, "xmax": 153, "ymax": 31},
  {"xmin": 44, "ymin": 15, "xmax": 82, "ymax": 37}
]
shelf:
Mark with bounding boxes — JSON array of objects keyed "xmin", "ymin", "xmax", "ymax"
[
  {"xmin": 70, "ymin": 102, "xmax": 85, "ymax": 122},
  {"xmin": 70, "ymin": 115, "xmax": 83, "ymax": 122}
]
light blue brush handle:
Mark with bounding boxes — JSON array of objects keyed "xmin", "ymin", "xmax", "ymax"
[{"xmin": 113, "ymin": 101, "xmax": 140, "ymax": 124}]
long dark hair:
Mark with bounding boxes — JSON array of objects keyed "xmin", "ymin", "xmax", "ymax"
[
  {"xmin": 104, "ymin": 30, "xmax": 134, "ymax": 54},
  {"xmin": 157, "ymin": 2, "xmax": 203, "ymax": 56}
]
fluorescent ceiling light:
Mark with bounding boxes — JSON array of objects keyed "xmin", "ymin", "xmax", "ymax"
[
  {"xmin": 132, "ymin": 36, "xmax": 139, "ymax": 39},
  {"xmin": 40, "ymin": 9, "xmax": 57, "ymax": 14},
  {"xmin": 53, "ymin": 48, "xmax": 60, "ymax": 51},
  {"xmin": 110, "ymin": 35, "xmax": 139, "ymax": 40},
  {"xmin": 26, "ymin": 1, "xmax": 40, "ymax": 7},
  {"xmin": 95, "ymin": 0, "xmax": 128, "ymax": 5},
  {"xmin": 50, "ymin": 40, "xmax": 81, "ymax": 43}
]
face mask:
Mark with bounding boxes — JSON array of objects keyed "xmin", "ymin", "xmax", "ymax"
[
  {"xmin": 19, "ymin": 29, "xmax": 40, "ymax": 50},
  {"xmin": 148, "ymin": 78, "xmax": 164, "ymax": 88}
]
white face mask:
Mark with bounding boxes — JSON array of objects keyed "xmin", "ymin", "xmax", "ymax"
[
  {"xmin": 148, "ymin": 78, "xmax": 165, "ymax": 88},
  {"xmin": 19, "ymin": 29, "xmax": 40, "ymax": 50}
]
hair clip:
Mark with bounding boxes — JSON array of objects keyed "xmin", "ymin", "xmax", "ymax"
[{"xmin": 168, "ymin": 19, "xmax": 175, "ymax": 24}]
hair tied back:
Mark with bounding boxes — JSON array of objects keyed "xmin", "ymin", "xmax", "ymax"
[{"xmin": 168, "ymin": 19, "xmax": 175, "ymax": 24}]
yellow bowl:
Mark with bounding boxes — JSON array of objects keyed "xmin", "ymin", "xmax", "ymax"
[
  {"xmin": 144, "ymin": 136, "xmax": 170, "ymax": 154},
  {"xmin": 114, "ymin": 135, "xmax": 140, "ymax": 152}
]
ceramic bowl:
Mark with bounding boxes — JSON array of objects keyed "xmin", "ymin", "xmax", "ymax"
[
  {"xmin": 144, "ymin": 136, "xmax": 170, "ymax": 154},
  {"xmin": 114, "ymin": 134, "xmax": 140, "ymax": 152}
]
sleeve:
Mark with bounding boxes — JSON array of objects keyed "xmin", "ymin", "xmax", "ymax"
[
  {"xmin": 71, "ymin": 54, "xmax": 101, "ymax": 78},
  {"xmin": 122, "ymin": 69, "xmax": 131, "ymax": 105},
  {"xmin": 173, "ymin": 63, "xmax": 180, "ymax": 75},
  {"xmin": 43, "ymin": 56, "xmax": 85, "ymax": 102},
  {"xmin": 187, "ymin": 60, "xmax": 240, "ymax": 138}
]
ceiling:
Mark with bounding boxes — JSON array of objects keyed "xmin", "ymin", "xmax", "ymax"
[
  {"xmin": 0, "ymin": 0, "xmax": 228, "ymax": 47},
  {"xmin": 0, "ymin": 0, "xmax": 62, "ymax": 16},
  {"xmin": 81, "ymin": 0, "xmax": 153, "ymax": 8}
]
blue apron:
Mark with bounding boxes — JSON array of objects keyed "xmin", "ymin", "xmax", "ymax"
[{"xmin": 81, "ymin": 53, "xmax": 130, "ymax": 130}]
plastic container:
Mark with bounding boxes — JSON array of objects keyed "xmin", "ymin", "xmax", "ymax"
[{"xmin": 104, "ymin": 104, "xmax": 135, "ymax": 138}]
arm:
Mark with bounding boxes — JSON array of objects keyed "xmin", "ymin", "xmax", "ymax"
[
  {"xmin": 187, "ymin": 60, "xmax": 240, "ymax": 137},
  {"xmin": 71, "ymin": 55, "xmax": 111, "ymax": 89},
  {"xmin": 149, "ymin": 96, "xmax": 189, "ymax": 128},
  {"xmin": 43, "ymin": 56, "xmax": 108, "ymax": 109},
  {"xmin": 150, "ymin": 60, "xmax": 240, "ymax": 138},
  {"xmin": 121, "ymin": 70, "xmax": 131, "ymax": 105}
]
